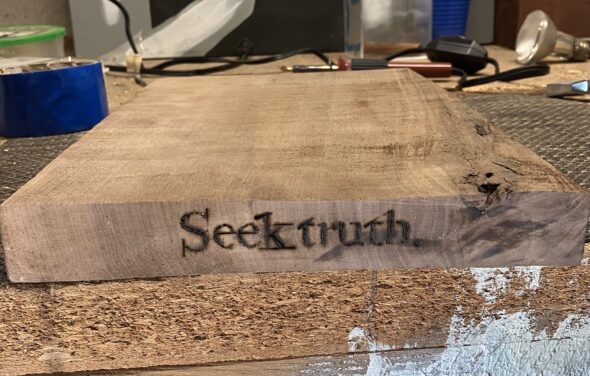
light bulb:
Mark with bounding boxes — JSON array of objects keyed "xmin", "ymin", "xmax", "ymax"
[{"xmin": 516, "ymin": 10, "xmax": 590, "ymax": 64}]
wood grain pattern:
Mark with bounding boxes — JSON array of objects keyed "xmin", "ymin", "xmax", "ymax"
[{"xmin": 1, "ymin": 70, "xmax": 588, "ymax": 282}]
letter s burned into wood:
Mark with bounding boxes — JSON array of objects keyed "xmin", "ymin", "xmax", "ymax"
[{"xmin": 180, "ymin": 209, "xmax": 210, "ymax": 256}]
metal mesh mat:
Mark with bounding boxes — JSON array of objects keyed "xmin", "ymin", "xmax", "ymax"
[
  {"xmin": 0, "ymin": 93, "xmax": 588, "ymax": 280},
  {"xmin": 0, "ymin": 134, "xmax": 82, "ymax": 203},
  {"xmin": 463, "ymin": 94, "xmax": 589, "ymax": 190}
]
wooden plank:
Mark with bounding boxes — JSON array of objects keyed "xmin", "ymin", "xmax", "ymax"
[{"xmin": 1, "ymin": 69, "xmax": 588, "ymax": 282}]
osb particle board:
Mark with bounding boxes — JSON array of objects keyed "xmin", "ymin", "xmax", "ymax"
[{"xmin": 1, "ymin": 246, "xmax": 589, "ymax": 374}]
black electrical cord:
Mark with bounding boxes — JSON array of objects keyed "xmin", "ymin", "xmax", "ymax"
[
  {"xmin": 113, "ymin": 49, "xmax": 335, "ymax": 77},
  {"xmin": 106, "ymin": 0, "xmax": 546, "ymax": 88},
  {"xmin": 148, "ymin": 49, "xmax": 334, "ymax": 70},
  {"xmin": 451, "ymin": 67, "xmax": 468, "ymax": 90},
  {"xmin": 487, "ymin": 57, "xmax": 500, "ymax": 75},
  {"xmin": 107, "ymin": 62, "xmax": 242, "ymax": 76},
  {"xmin": 105, "ymin": 0, "xmax": 334, "ymax": 77},
  {"xmin": 386, "ymin": 46, "xmax": 548, "ymax": 89},
  {"xmin": 106, "ymin": 0, "xmax": 150, "ymax": 85},
  {"xmin": 461, "ymin": 64, "xmax": 550, "ymax": 88},
  {"xmin": 107, "ymin": 0, "xmax": 139, "ymax": 54},
  {"xmin": 450, "ymin": 64, "xmax": 549, "ymax": 90}
]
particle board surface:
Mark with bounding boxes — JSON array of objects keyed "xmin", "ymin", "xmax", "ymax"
[
  {"xmin": 2, "ymin": 254, "xmax": 590, "ymax": 375},
  {"xmin": 0, "ymin": 69, "xmax": 588, "ymax": 282}
]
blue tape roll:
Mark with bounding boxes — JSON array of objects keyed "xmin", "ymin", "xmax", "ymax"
[{"xmin": 0, "ymin": 61, "xmax": 109, "ymax": 138}]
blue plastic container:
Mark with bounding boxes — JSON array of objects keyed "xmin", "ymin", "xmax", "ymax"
[
  {"xmin": 0, "ymin": 61, "xmax": 109, "ymax": 138},
  {"xmin": 432, "ymin": 0, "xmax": 470, "ymax": 39}
]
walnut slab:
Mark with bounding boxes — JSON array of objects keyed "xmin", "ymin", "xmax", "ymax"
[{"xmin": 1, "ymin": 70, "xmax": 587, "ymax": 282}]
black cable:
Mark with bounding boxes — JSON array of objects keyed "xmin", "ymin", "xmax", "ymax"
[
  {"xmin": 236, "ymin": 38, "xmax": 255, "ymax": 60},
  {"xmin": 487, "ymin": 57, "xmax": 500, "ymax": 74},
  {"xmin": 105, "ymin": 0, "xmax": 239, "ymax": 77},
  {"xmin": 106, "ymin": 63, "xmax": 241, "ymax": 76},
  {"xmin": 106, "ymin": 0, "xmax": 545, "ymax": 87},
  {"xmin": 145, "ymin": 39, "xmax": 252, "ymax": 76},
  {"xmin": 107, "ymin": 0, "xmax": 149, "ymax": 85},
  {"xmin": 451, "ymin": 67, "xmax": 468, "ymax": 90},
  {"xmin": 108, "ymin": 49, "xmax": 335, "ymax": 77},
  {"xmin": 386, "ymin": 45, "xmax": 548, "ymax": 89},
  {"xmin": 461, "ymin": 64, "xmax": 550, "ymax": 88},
  {"xmin": 107, "ymin": 0, "xmax": 139, "ymax": 54},
  {"xmin": 105, "ymin": 0, "xmax": 334, "ymax": 77},
  {"xmin": 149, "ymin": 49, "xmax": 334, "ymax": 70}
]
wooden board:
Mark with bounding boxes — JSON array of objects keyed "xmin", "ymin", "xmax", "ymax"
[{"xmin": 0, "ymin": 69, "xmax": 588, "ymax": 282}]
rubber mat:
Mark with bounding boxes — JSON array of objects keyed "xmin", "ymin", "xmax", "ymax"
[{"xmin": 0, "ymin": 93, "xmax": 588, "ymax": 280}]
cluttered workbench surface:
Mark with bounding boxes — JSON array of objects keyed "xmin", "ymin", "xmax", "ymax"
[{"xmin": 0, "ymin": 45, "xmax": 589, "ymax": 374}]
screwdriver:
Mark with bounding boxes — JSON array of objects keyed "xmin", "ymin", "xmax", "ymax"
[{"xmin": 283, "ymin": 57, "xmax": 452, "ymax": 78}]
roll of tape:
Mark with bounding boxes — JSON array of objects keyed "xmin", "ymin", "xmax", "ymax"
[{"xmin": 0, "ymin": 59, "xmax": 109, "ymax": 138}]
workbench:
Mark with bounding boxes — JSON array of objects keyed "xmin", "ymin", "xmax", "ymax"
[{"xmin": 0, "ymin": 46, "xmax": 589, "ymax": 375}]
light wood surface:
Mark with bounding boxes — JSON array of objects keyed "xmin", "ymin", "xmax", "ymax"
[{"xmin": 1, "ymin": 70, "xmax": 587, "ymax": 282}]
